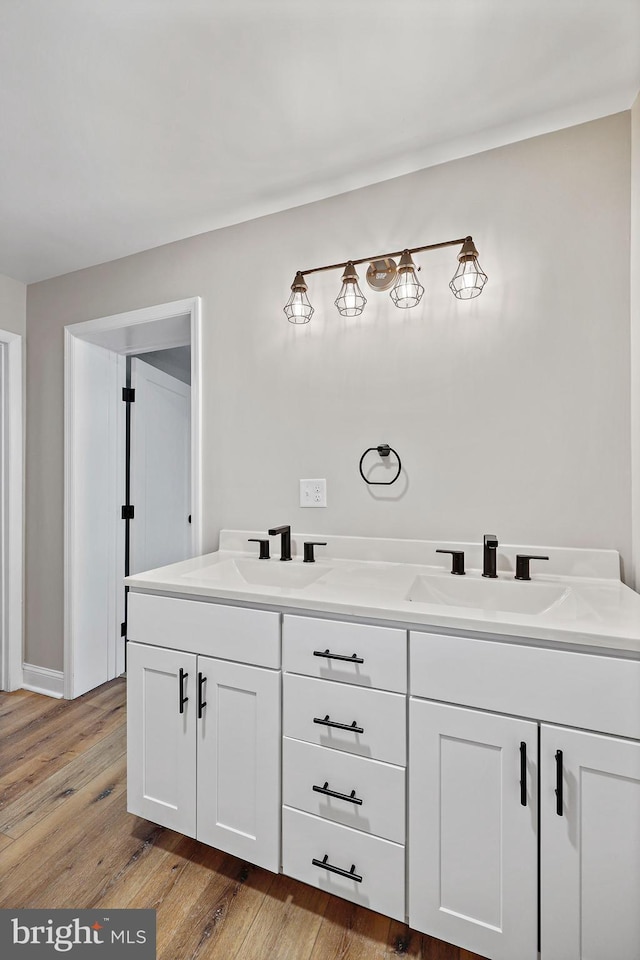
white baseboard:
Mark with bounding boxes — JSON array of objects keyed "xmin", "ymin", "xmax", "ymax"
[{"xmin": 22, "ymin": 662, "xmax": 65, "ymax": 699}]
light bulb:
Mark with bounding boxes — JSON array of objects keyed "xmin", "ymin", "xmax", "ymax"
[
  {"xmin": 284, "ymin": 272, "xmax": 314, "ymax": 324},
  {"xmin": 449, "ymin": 238, "xmax": 488, "ymax": 300},
  {"xmin": 335, "ymin": 262, "xmax": 367, "ymax": 317},
  {"xmin": 389, "ymin": 250, "xmax": 424, "ymax": 309}
]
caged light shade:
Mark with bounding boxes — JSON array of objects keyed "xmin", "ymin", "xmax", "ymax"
[
  {"xmin": 389, "ymin": 250, "xmax": 424, "ymax": 309},
  {"xmin": 335, "ymin": 262, "xmax": 367, "ymax": 317},
  {"xmin": 284, "ymin": 271, "xmax": 314, "ymax": 324},
  {"xmin": 449, "ymin": 237, "xmax": 488, "ymax": 300}
]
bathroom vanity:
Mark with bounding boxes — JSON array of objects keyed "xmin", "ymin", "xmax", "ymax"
[{"xmin": 125, "ymin": 531, "xmax": 640, "ymax": 960}]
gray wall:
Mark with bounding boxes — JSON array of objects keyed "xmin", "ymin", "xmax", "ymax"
[
  {"xmin": 133, "ymin": 346, "xmax": 191, "ymax": 385},
  {"xmin": 0, "ymin": 273, "xmax": 26, "ymax": 336},
  {"xmin": 26, "ymin": 113, "xmax": 631, "ymax": 670}
]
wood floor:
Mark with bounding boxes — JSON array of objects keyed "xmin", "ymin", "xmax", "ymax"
[{"xmin": 0, "ymin": 679, "xmax": 487, "ymax": 960}]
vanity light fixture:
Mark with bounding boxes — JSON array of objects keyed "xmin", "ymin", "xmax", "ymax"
[{"xmin": 284, "ymin": 235, "xmax": 487, "ymax": 323}]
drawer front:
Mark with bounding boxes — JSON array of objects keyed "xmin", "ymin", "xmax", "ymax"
[
  {"xmin": 128, "ymin": 591, "xmax": 280, "ymax": 668},
  {"xmin": 283, "ymin": 674, "xmax": 406, "ymax": 765},
  {"xmin": 282, "ymin": 806, "xmax": 405, "ymax": 922},
  {"xmin": 410, "ymin": 631, "xmax": 640, "ymax": 740},
  {"xmin": 283, "ymin": 615, "xmax": 407, "ymax": 692},
  {"xmin": 283, "ymin": 737, "xmax": 405, "ymax": 843}
]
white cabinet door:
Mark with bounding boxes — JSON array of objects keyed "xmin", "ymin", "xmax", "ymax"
[
  {"xmin": 126, "ymin": 641, "xmax": 197, "ymax": 836},
  {"xmin": 541, "ymin": 724, "xmax": 640, "ymax": 960},
  {"xmin": 196, "ymin": 656, "xmax": 281, "ymax": 872},
  {"xmin": 409, "ymin": 699, "xmax": 538, "ymax": 960}
]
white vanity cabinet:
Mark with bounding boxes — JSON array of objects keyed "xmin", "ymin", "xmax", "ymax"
[
  {"xmin": 126, "ymin": 593, "xmax": 281, "ymax": 872},
  {"xmin": 409, "ymin": 630, "xmax": 640, "ymax": 960},
  {"xmin": 281, "ymin": 615, "xmax": 407, "ymax": 921},
  {"xmin": 123, "ymin": 566, "xmax": 640, "ymax": 959}
]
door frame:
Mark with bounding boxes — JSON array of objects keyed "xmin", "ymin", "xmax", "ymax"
[
  {"xmin": 64, "ymin": 297, "xmax": 202, "ymax": 699},
  {"xmin": 0, "ymin": 328, "xmax": 23, "ymax": 692}
]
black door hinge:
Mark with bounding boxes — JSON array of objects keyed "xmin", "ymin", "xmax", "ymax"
[
  {"xmin": 121, "ymin": 505, "xmax": 135, "ymax": 520},
  {"xmin": 121, "ymin": 622, "xmax": 127, "ymax": 637},
  {"xmin": 122, "ymin": 387, "xmax": 136, "ymax": 402}
]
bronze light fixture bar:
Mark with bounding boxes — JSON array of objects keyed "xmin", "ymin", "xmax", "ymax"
[
  {"xmin": 284, "ymin": 235, "xmax": 487, "ymax": 323},
  {"xmin": 298, "ymin": 236, "xmax": 470, "ymax": 277}
]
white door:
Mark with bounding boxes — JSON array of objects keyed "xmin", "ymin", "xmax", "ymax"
[
  {"xmin": 541, "ymin": 724, "xmax": 640, "ymax": 960},
  {"xmin": 197, "ymin": 656, "xmax": 281, "ymax": 871},
  {"xmin": 409, "ymin": 699, "xmax": 538, "ymax": 960},
  {"xmin": 129, "ymin": 358, "xmax": 191, "ymax": 575},
  {"xmin": 126, "ymin": 642, "xmax": 197, "ymax": 837},
  {"xmin": 66, "ymin": 337, "xmax": 125, "ymax": 697}
]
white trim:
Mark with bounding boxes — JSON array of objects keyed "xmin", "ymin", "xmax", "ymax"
[
  {"xmin": 64, "ymin": 298, "xmax": 203, "ymax": 699},
  {"xmin": 631, "ymin": 95, "xmax": 640, "ymax": 590},
  {"xmin": 69, "ymin": 298, "xmax": 196, "ymax": 345},
  {"xmin": 0, "ymin": 329, "xmax": 23, "ymax": 692},
  {"xmin": 22, "ymin": 662, "xmax": 64, "ymax": 699},
  {"xmin": 190, "ymin": 297, "xmax": 203, "ymax": 556},
  {"xmin": 114, "ymin": 353, "xmax": 127, "ymax": 678},
  {"xmin": 63, "ymin": 329, "xmax": 75, "ymax": 699}
]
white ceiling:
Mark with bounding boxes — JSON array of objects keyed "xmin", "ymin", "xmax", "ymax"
[{"xmin": 1, "ymin": 0, "xmax": 639, "ymax": 284}]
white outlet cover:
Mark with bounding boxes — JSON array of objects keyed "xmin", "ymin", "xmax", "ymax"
[{"xmin": 300, "ymin": 478, "xmax": 327, "ymax": 508}]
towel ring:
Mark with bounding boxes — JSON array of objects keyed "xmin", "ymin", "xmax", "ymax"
[{"xmin": 358, "ymin": 444, "xmax": 402, "ymax": 485}]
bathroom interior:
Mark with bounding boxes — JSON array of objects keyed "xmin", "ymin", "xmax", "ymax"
[{"xmin": 0, "ymin": 2, "xmax": 639, "ymax": 959}]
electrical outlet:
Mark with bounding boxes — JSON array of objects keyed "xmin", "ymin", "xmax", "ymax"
[{"xmin": 300, "ymin": 478, "xmax": 327, "ymax": 508}]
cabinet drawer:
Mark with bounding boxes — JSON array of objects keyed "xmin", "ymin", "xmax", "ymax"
[
  {"xmin": 410, "ymin": 631, "xmax": 640, "ymax": 740},
  {"xmin": 283, "ymin": 615, "xmax": 406, "ymax": 692},
  {"xmin": 283, "ymin": 737, "xmax": 405, "ymax": 843},
  {"xmin": 283, "ymin": 674, "xmax": 406, "ymax": 765},
  {"xmin": 127, "ymin": 592, "xmax": 280, "ymax": 668},
  {"xmin": 282, "ymin": 806, "xmax": 405, "ymax": 921}
]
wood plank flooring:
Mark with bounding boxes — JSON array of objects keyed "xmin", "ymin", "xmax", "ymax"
[{"xmin": 0, "ymin": 680, "xmax": 488, "ymax": 960}]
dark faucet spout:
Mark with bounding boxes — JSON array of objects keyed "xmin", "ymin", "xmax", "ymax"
[
  {"xmin": 268, "ymin": 525, "xmax": 292, "ymax": 561},
  {"xmin": 482, "ymin": 534, "xmax": 498, "ymax": 578}
]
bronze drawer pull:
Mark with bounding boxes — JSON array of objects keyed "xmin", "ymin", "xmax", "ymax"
[
  {"xmin": 313, "ymin": 649, "xmax": 364, "ymax": 664},
  {"xmin": 312, "ymin": 781, "xmax": 363, "ymax": 805},
  {"xmin": 178, "ymin": 668, "xmax": 188, "ymax": 714},
  {"xmin": 312, "ymin": 854, "xmax": 362, "ymax": 883},
  {"xmin": 313, "ymin": 715, "xmax": 364, "ymax": 734}
]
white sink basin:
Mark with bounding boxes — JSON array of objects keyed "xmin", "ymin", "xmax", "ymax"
[
  {"xmin": 407, "ymin": 574, "xmax": 571, "ymax": 616},
  {"xmin": 183, "ymin": 557, "xmax": 330, "ymax": 589}
]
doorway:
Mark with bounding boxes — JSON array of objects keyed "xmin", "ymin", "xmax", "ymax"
[
  {"xmin": 64, "ymin": 298, "xmax": 202, "ymax": 699},
  {"xmin": 128, "ymin": 350, "xmax": 192, "ymax": 576}
]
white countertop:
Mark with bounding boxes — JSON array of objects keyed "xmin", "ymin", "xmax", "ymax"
[{"xmin": 125, "ymin": 531, "xmax": 640, "ymax": 657}]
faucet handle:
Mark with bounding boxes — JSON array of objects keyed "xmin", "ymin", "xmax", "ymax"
[
  {"xmin": 303, "ymin": 541, "xmax": 327, "ymax": 563},
  {"xmin": 435, "ymin": 549, "xmax": 465, "ymax": 576},
  {"xmin": 248, "ymin": 538, "xmax": 270, "ymax": 560},
  {"xmin": 515, "ymin": 554, "xmax": 549, "ymax": 581}
]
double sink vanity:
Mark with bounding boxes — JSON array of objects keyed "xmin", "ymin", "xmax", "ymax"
[{"xmin": 125, "ymin": 529, "xmax": 640, "ymax": 960}]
